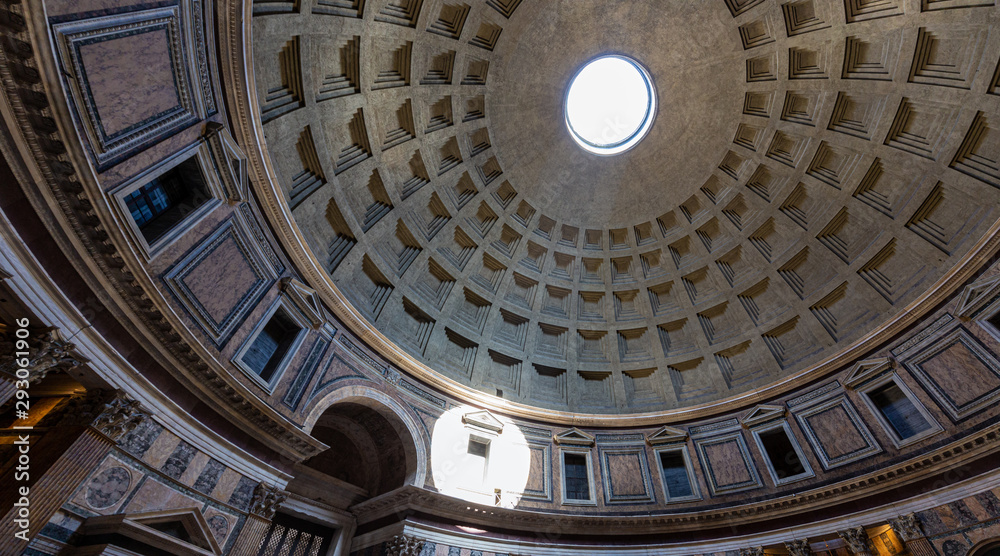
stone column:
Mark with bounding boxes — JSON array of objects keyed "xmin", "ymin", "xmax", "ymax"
[
  {"xmin": 786, "ymin": 539, "xmax": 813, "ymax": 556},
  {"xmin": 0, "ymin": 389, "xmax": 148, "ymax": 553},
  {"xmin": 228, "ymin": 483, "xmax": 289, "ymax": 556},
  {"xmin": 740, "ymin": 547, "xmax": 765, "ymax": 556},
  {"xmin": 840, "ymin": 526, "xmax": 875, "ymax": 556},
  {"xmin": 0, "ymin": 327, "xmax": 89, "ymax": 406},
  {"xmin": 891, "ymin": 513, "xmax": 935, "ymax": 556},
  {"xmin": 388, "ymin": 535, "xmax": 426, "ymax": 556}
]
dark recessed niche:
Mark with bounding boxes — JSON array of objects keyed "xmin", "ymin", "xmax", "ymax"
[{"xmin": 758, "ymin": 427, "xmax": 806, "ymax": 480}]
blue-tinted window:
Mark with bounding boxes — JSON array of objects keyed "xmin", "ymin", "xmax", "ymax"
[
  {"xmin": 125, "ymin": 157, "xmax": 210, "ymax": 244},
  {"xmin": 124, "ymin": 180, "xmax": 172, "ymax": 227},
  {"xmin": 563, "ymin": 453, "xmax": 590, "ymax": 501},
  {"xmin": 868, "ymin": 382, "xmax": 932, "ymax": 440},
  {"xmin": 659, "ymin": 450, "xmax": 694, "ymax": 499},
  {"xmin": 243, "ymin": 311, "xmax": 301, "ymax": 382}
]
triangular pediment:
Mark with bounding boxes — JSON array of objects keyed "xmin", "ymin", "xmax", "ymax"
[
  {"xmin": 955, "ymin": 275, "xmax": 1000, "ymax": 319},
  {"xmin": 280, "ymin": 277, "xmax": 325, "ymax": 329},
  {"xmin": 740, "ymin": 404, "xmax": 786, "ymax": 427},
  {"xmin": 205, "ymin": 122, "xmax": 249, "ymax": 205},
  {"xmin": 844, "ymin": 357, "xmax": 894, "ymax": 389},
  {"xmin": 81, "ymin": 507, "xmax": 221, "ymax": 555},
  {"xmin": 462, "ymin": 409, "xmax": 504, "ymax": 433},
  {"xmin": 646, "ymin": 425, "xmax": 689, "ymax": 445},
  {"xmin": 554, "ymin": 427, "xmax": 595, "ymax": 446}
]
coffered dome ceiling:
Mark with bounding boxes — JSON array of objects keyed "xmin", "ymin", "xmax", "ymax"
[{"xmin": 252, "ymin": 0, "xmax": 1000, "ymax": 415}]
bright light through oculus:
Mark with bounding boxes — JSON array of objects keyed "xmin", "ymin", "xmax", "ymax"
[{"xmin": 565, "ymin": 55, "xmax": 656, "ymax": 155}]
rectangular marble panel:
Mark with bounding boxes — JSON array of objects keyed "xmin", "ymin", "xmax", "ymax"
[
  {"xmin": 164, "ymin": 217, "xmax": 279, "ymax": 347},
  {"xmin": 903, "ymin": 326, "xmax": 1000, "ymax": 420},
  {"xmin": 52, "ymin": 6, "xmax": 201, "ymax": 169},
  {"xmin": 161, "ymin": 440, "xmax": 196, "ymax": 479},
  {"xmin": 599, "ymin": 447, "xmax": 654, "ymax": 504},
  {"xmin": 694, "ymin": 432, "xmax": 762, "ymax": 495},
  {"xmin": 793, "ymin": 395, "xmax": 882, "ymax": 469},
  {"xmin": 514, "ymin": 441, "xmax": 552, "ymax": 502}
]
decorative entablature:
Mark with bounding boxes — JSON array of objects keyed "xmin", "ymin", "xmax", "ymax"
[{"xmin": 554, "ymin": 428, "xmax": 596, "ymax": 446}]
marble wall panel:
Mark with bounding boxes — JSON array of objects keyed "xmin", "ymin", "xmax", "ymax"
[
  {"xmin": 599, "ymin": 447, "xmax": 655, "ymax": 504},
  {"xmin": 694, "ymin": 432, "xmax": 762, "ymax": 496},
  {"xmin": 903, "ymin": 326, "xmax": 1000, "ymax": 421},
  {"xmin": 793, "ymin": 395, "xmax": 882, "ymax": 469},
  {"xmin": 52, "ymin": 5, "xmax": 201, "ymax": 169},
  {"xmin": 164, "ymin": 217, "xmax": 280, "ymax": 347}
]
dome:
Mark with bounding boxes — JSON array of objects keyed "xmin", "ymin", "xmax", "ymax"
[
  {"xmin": 255, "ymin": 0, "xmax": 1000, "ymax": 419},
  {"xmin": 2, "ymin": 0, "xmax": 1000, "ymax": 554}
]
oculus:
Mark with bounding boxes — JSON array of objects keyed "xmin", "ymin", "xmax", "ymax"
[{"xmin": 565, "ymin": 55, "xmax": 656, "ymax": 155}]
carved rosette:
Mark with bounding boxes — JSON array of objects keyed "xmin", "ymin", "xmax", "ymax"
[
  {"xmin": 57, "ymin": 389, "xmax": 148, "ymax": 442},
  {"xmin": 785, "ymin": 539, "xmax": 813, "ymax": 556},
  {"xmin": 740, "ymin": 547, "xmax": 765, "ymax": 556},
  {"xmin": 0, "ymin": 328, "xmax": 89, "ymax": 383},
  {"xmin": 250, "ymin": 483, "xmax": 288, "ymax": 520},
  {"xmin": 387, "ymin": 535, "xmax": 425, "ymax": 556},
  {"xmin": 890, "ymin": 513, "xmax": 924, "ymax": 541},
  {"xmin": 839, "ymin": 526, "xmax": 873, "ymax": 556}
]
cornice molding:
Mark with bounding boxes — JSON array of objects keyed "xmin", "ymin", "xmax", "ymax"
[{"xmin": 351, "ymin": 422, "xmax": 1000, "ymax": 533}]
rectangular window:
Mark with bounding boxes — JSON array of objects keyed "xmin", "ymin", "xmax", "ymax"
[
  {"xmin": 126, "ymin": 157, "xmax": 212, "ymax": 245},
  {"xmin": 867, "ymin": 381, "xmax": 933, "ymax": 441},
  {"xmin": 243, "ymin": 310, "xmax": 302, "ymax": 382},
  {"xmin": 658, "ymin": 450, "xmax": 694, "ymax": 499},
  {"xmin": 459, "ymin": 437, "xmax": 490, "ymax": 488},
  {"xmin": 757, "ymin": 426, "xmax": 810, "ymax": 483},
  {"xmin": 563, "ymin": 453, "xmax": 591, "ymax": 501}
]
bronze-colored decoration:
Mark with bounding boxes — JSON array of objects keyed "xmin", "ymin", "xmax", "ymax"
[
  {"xmin": 890, "ymin": 513, "xmax": 924, "ymax": 541},
  {"xmin": 250, "ymin": 483, "xmax": 288, "ymax": 520},
  {"xmin": 839, "ymin": 526, "xmax": 874, "ymax": 556},
  {"xmin": 387, "ymin": 535, "xmax": 425, "ymax": 556}
]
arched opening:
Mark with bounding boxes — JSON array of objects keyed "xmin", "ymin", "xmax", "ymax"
[
  {"xmin": 971, "ymin": 539, "xmax": 1000, "ymax": 556},
  {"xmin": 307, "ymin": 402, "xmax": 408, "ymax": 495},
  {"xmin": 290, "ymin": 389, "xmax": 425, "ymax": 509}
]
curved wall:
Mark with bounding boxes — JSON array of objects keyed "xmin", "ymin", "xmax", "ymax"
[{"xmin": 0, "ymin": 0, "xmax": 997, "ymax": 555}]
